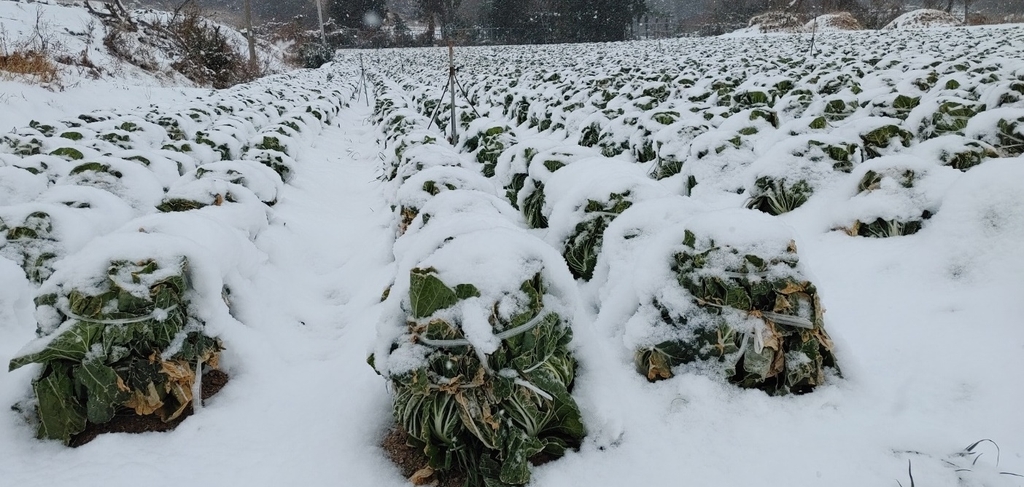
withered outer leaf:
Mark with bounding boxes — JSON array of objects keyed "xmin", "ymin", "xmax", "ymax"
[
  {"xmin": 160, "ymin": 359, "xmax": 197, "ymax": 422},
  {"xmin": 125, "ymin": 382, "xmax": 164, "ymax": 416},
  {"xmin": 409, "ymin": 466, "xmax": 435, "ymax": 486}
]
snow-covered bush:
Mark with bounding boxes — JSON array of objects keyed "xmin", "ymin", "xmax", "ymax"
[
  {"xmin": 8, "ymin": 249, "xmax": 222, "ymax": 444},
  {"xmin": 459, "ymin": 120, "xmax": 517, "ymax": 178},
  {"xmin": 394, "ymin": 166, "xmax": 495, "ymax": 236},
  {"xmin": 515, "ymin": 145, "xmax": 601, "ymax": 229},
  {"xmin": 542, "ymin": 159, "xmax": 669, "ymax": 280},
  {"xmin": 300, "ymin": 41, "xmax": 333, "ymax": 69},
  {"xmin": 804, "ymin": 12, "xmax": 863, "ymax": 32},
  {"xmin": 0, "ymin": 187, "xmax": 133, "ymax": 284},
  {"xmin": 965, "ymin": 107, "xmax": 1024, "ymax": 157},
  {"xmin": 628, "ymin": 210, "xmax": 840, "ymax": 394},
  {"xmin": 883, "ymin": 9, "xmax": 962, "ymax": 30},
  {"xmin": 372, "ymin": 229, "xmax": 585, "ymax": 487},
  {"xmin": 836, "ymin": 156, "xmax": 959, "ymax": 238},
  {"xmin": 181, "ymin": 161, "xmax": 284, "ymax": 206},
  {"xmin": 745, "ymin": 135, "xmax": 862, "ymax": 215},
  {"xmin": 59, "ymin": 159, "xmax": 165, "ymax": 210},
  {"xmin": 746, "ymin": 11, "xmax": 804, "ymax": 34}
]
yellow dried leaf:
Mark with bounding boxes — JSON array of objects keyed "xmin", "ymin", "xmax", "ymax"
[
  {"xmin": 468, "ymin": 366, "xmax": 486, "ymax": 387},
  {"xmin": 125, "ymin": 383, "xmax": 163, "ymax": 415},
  {"xmin": 773, "ymin": 294, "xmax": 792, "ymax": 313},
  {"xmin": 777, "ymin": 281, "xmax": 807, "ymax": 295},
  {"xmin": 646, "ymin": 353, "xmax": 673, "ymax": 381},
  {"xmin": 814, "ymin": 293, "xmax": 825, "ymax": 321},
  {"xmin": 115, "ymin": 374, "xmax": 130, "ymax": 393},
  {"xmin": 842, "ymin": 221, "xmax": 860, "ymax": 236},
  {"xmin": 482, "ymin": 402, "xmax": 500, "ymax": 431},
  {"xmin": 813, "ymin": 328, "xmax": 836, "ymax": 352},
  {"xmin": 203, "ymin": 350, "xmax": 221, "ymax": 369},
  {"xmin": 409, "ymin": 466, "xmax": 436, "ymax": 486},
  {"xmin": 761, "ymin": 321, "xmax": 782, "ymax": 351},
  {"xmin": 158, "ymin": 359, "xmax": 197, "ymax": 421},
  {"xmin": 161, "ymin": 360, "xmax": 194, "ymax": 383},
  {"xmin": 214, "ymin": 193, "xmax": 224, "ymax": 206},
  {"xmin": 769, "ymin": 348, "xmax": 785, "ymax": 377},
  {"xmin": 647, "ymin": 366, "xmax": 672, "ymax": 381},
  {"xmin": 163, "ymin": 381, "xmax": 193, "ymax": 422},
  {"xmin": 437, "ymin": 375, "xmax": 464, "ymax": 394}
]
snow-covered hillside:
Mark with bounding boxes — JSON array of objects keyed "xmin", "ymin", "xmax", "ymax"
[
  {"xmin": 0, "ymin": 0, "xmax": 286, "ymax": 91},
  {"xmin": 1, "ymin": 15, "xmax": 1023, "ymax": 487}
]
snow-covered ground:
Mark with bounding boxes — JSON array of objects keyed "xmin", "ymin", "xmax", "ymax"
[{"xmin": 1, "ymin": 14, "xmax": 1023, "ymax": 487}]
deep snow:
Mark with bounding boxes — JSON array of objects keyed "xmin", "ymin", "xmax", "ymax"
[{"xmin": 1, "ymin": 13, "xmax": 1023, "ymax": 487}]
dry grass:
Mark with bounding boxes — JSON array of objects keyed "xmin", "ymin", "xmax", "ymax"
[
  {"xmin": 970, "ymin": 13, "xmax": 1024, "ymax": 26},
  {"xmin": 811, "ymin": 12, "xmax": 864, "ymax": 31},
  {"xmin": 884, "ymin": 9, "xmax": 962, "ymax": 29},
  {"xmin": 749, "ymin": 11, "xmax": 805, "ymax": 33},
  {"xmin": 0, "ymin": 49, "xmax": 60, "ymax": 84}
]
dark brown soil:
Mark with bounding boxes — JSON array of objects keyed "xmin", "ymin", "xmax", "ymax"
[
  {"xmin": 381, "ymin": 426, "xmax": 466, "ymax": 487},
  {"xmin": 70, "ymin": 369, "xmax": 229, "ymax": 447}
]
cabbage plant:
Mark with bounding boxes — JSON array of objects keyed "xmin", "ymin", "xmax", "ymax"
[{"xmin": 9, "ymin": 257, "xmax": 223, "ymax": 444}]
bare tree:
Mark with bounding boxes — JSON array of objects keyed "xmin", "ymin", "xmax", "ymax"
[{"xmin": 864, "ymin": 0, "xmax": 906, "ymax": 28}]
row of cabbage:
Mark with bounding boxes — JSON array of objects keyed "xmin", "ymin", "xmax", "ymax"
[
  {"xmin": 351, "ymin": 25, "xmax": 1023, "ymax": 243},
  {"xmin": 370, "ymin": 63, "xmax": 842, "ymax": 389},
  {"xmin": 353, "ymin": 26, "xmax": 1024, "ymax": 481},
  {"xmin": 365, "ymin": 49, "xmax": 846, "ymax": 483},
  {"xmin": 1, "ymin": 66, "xmax": 356, "ymax": 444},
  {"xmin": 353, "ymin": 30, "xmax": 1023, "ymax": 398}
]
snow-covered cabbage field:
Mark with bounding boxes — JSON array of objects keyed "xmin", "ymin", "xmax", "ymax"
[{"xmin": 2, "ymin": 16, "xmax": 1023, "ymax": 487}]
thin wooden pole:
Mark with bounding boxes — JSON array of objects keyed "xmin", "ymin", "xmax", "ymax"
[
  {"xmin": 448, "ymin": 41, "xmax": 456, "ymax": 144},
  {"xmin": 315, "ymin": 0, "xmax": 327, "ymax": 43},
  {"xmin": 808, "ymin": 17, "xmax": 817, "ymax": 60},
  {"xmin": 244, "ymin": 0, "xmax": 257, "ymax": 68},
  {"xmin": 360, "ymin": 53, "xmax": 370, "ymax": 106}
]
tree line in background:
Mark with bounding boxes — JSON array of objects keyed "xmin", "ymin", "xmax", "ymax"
[
  {"xmin": 292, "ymin": 0, "xmax": 999, "ymax": 48},
  {"xmin": 325, "ymin": 0, "xmax": 647, "ymax": 46}
]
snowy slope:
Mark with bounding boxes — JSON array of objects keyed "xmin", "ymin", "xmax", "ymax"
[
  {"xmin": 1, "ymin": 20, "xmax": 1023, "ymax": 487},
  {"xmin": 0, "ymin": 0, "xmax": 286, "ymax": 93}
]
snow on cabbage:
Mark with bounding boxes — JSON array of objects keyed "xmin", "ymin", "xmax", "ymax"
[
  {"xmin": 349, "ymin": 27, "xmax": 1024, "ymax": 473},
  {"xmin": 1, "ymin": 64, "xmax": 359, "ymax": 445},
  {"xmin": 3, "ymin": 11, "xmax": 1024, "ymax": 487}
]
